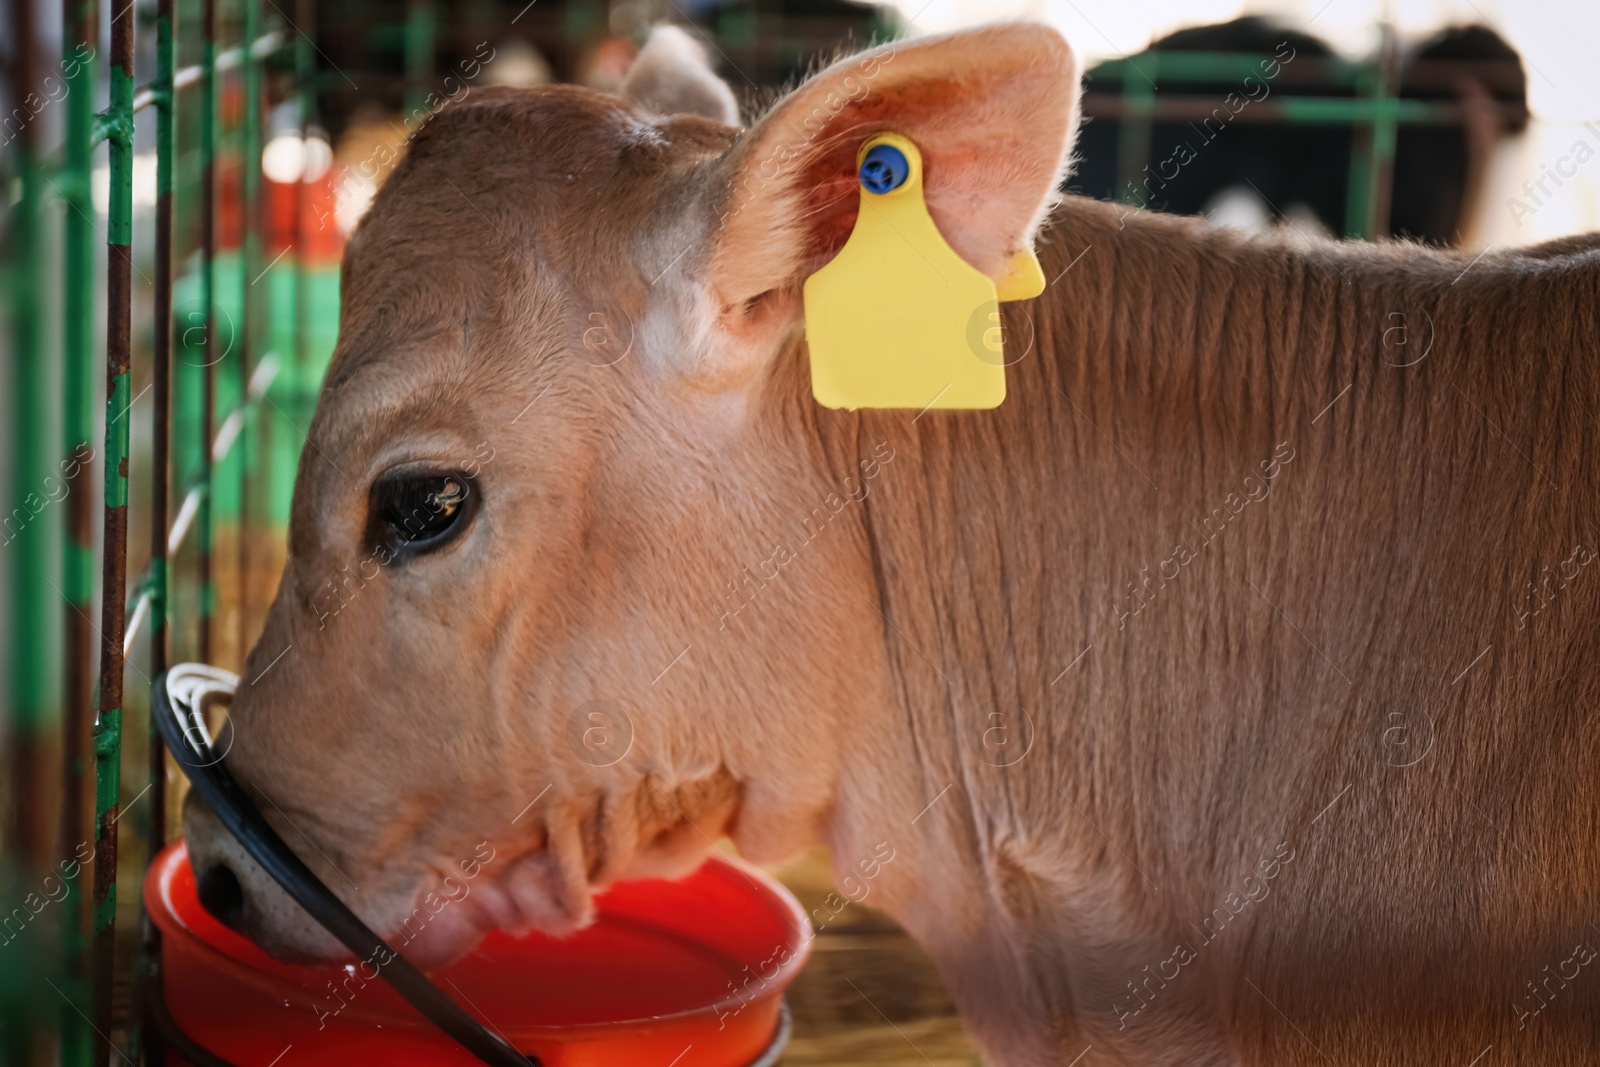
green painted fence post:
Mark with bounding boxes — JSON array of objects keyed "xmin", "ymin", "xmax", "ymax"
[
  {"xmin": 57, "ymin": 0, "xmax": 99, "ymax": 1063},
  {"xmin": 238, "ymin": 0, "xmax": 263, "ymax": 659},
  {"xmin": 198, "ymin": 0, "xmax": 219, "ymax": 665},
  {"xmin": 7, "ymin": 0, "xmax": 51, "ymax": 888}
]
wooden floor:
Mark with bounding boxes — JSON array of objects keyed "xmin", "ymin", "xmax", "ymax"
[{"xmin": 772, "ymin": 847, "xmax": 980, "ymax": 1066}]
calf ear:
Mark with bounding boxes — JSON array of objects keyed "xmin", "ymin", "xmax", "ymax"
[
  {"xmin": 622, "ymin": 25, "xmax": 741, "ymax": 125},
  {"xmin": 706, "ymin": 24, "xmax": 1079, "ymax": 334}
]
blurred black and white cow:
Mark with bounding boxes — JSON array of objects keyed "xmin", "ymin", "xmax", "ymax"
[{"xmin": 1070, "ymin": 17, "xmax": 1528, "ymax": 244}]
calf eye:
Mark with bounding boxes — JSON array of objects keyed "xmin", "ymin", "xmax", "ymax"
[{"xmin": 367, "ymin": 469, "xmax": 479, "ymax": 558}]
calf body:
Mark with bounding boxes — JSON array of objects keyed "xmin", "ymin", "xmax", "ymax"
[
  {"xmin": 183, "ymin": 24, "xmax": 1600, "ymax": 1066},
  {"xmin": 835, "ymin": 200, "xmax": 1600, "ymax": 1065}
]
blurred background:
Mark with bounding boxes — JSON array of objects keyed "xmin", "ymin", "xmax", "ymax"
[{"xmin": 2, "ymin": 0, "xmax": 1595, "ymax": 1064}]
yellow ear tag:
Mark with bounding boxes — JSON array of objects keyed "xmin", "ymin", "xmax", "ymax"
[
  {"xmin": 996, "ymin": 246, "xmax": 1046, "ymax": 301},
  {"xmin": 803, "ymin": 133, "xmax": 1021, "ymax": 411}
]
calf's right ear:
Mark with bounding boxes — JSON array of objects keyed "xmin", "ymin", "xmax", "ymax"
[{"xmin": 703, "ymin": 23, "xmax": 1080, "ymax": 343}]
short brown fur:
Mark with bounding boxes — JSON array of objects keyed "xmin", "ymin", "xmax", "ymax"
[{"xmin": 186, "ymin": 26, "xmax": 1600, "ymax": 1067}]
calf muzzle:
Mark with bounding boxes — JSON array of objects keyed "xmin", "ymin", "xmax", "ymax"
[{"xmin": 151, "ymin": 663, "xmax": 539, "ymax": 1067}]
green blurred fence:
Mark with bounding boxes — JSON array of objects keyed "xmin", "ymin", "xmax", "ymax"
[{"xmin": 2, "ymin": 1, "xmax": 332, "ymax": 1063}]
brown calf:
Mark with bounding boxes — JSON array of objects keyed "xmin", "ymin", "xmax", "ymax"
[{"xmin": 184, "ymin": 23, "xmax": 1600, "ymax": 1066}]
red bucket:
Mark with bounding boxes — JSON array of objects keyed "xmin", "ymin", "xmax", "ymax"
[{"xmin": 145, "ymin": 842, "xmax": 810, "ymax": 1066}]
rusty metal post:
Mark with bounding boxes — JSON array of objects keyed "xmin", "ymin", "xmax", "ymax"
[
  {"xmin": 90, "ymin": 0, "xmax": 136, "ymax": 1062},
  {"xmin": 137, "ymin": 5, "xmax": 179, "ymax": 1061},
  {"xmin": 150, "ymin": 0, "xmax": 178, "ymax": 884}
]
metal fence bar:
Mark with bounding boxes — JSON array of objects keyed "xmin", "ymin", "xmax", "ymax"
[
  {"xmin": 123, "ymin": 356, "xmax": 280, "ymax": 661},
  {"xmin": 199, "ymin": 0, "xmax": 219, "ymax": 667},
  {"xmin": 1114, "ymin": 59, "xmax": 1154, "ymax": 205},
  {"xmin": 90, "ymin": 1, "xmax": 136, "ymax": 1062},
  {"xmin": 139, "ymin": 4, "xmax": 178, "ymax": 1063},
  {"xmin": 1094, "ymin": 37, "xmax": 1408, "ymax": 239},
  {"xmin": 150, "ymin": 0, "xmax": 178, "ymax": 879},
  {"xmin": 404, "ymin": 0, "xmax": 437, "ymax": 117},
  {"xmin": 1343, "ymin": 26, "xmax": 1401, "ymax": 240},
  {"xmin": 130, "ymin": 31, "xmax": 286, "ymax": 116},
  {"xmin": 294, "ymin": 0, "xmax": 315, "ymax": 405},
  {"xmin": 1078, "ymin": 95, "xmax": 1521, "ymax": 126},
  {"xmin": 113, "ymin": 19, "xmax": 294, "ymax": 668},
  {"xmin": 58, "ymin": 0, "xmax": 99, "ymax": 1059},
  {"xmin": 1089, "ymin": 30, "xmax": 1517, "ymax": 240},
  {"xmin": 1092, "ymin": 50, "xmax": 1367, "ymax": 84},
  {"xmin": 238, "ymin": 0, "xmax": 263, "ymax": 667},
  {"xmin": 4, "ymin": 26, "xmax": 53, "ymax": 1067},
  {"xmin": 7, "ymin": 0, "xmax": 48, "ymax": 887}
]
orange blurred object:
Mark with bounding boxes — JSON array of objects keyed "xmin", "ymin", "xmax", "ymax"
[
  {"xmin": 264, "ymin": 171, "xmax": 344, "ymax": 265},
  {"xmin": 146, "ymin": 841, "xmax": 809, "ymax": 1066}
]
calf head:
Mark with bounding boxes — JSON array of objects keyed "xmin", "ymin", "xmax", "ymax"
[{"xmin": 183, "ymin": 22, "xmax": 1080, "ymax": 965}]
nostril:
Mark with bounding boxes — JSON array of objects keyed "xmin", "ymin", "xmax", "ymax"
[{"xmin": 196, "ymin": 863, "xmax": 246, "ymax": 931}]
